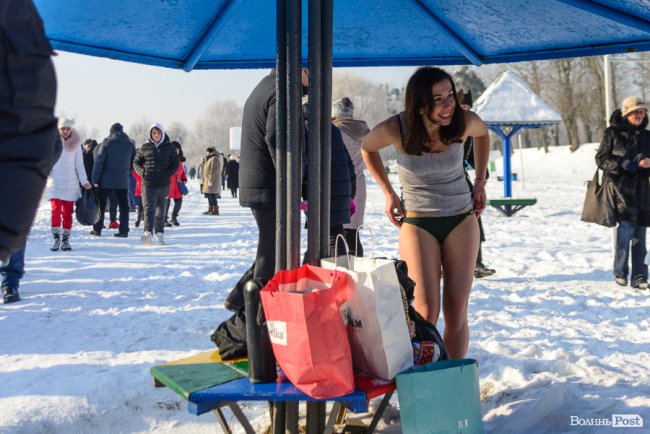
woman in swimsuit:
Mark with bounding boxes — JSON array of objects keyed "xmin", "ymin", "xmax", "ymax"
[{"xmin": 361, "ymin": 66, "xmax": 490, "ymax": 359}]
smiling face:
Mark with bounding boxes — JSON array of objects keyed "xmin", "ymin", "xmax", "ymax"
[{"xmin": 423, "ymin": 79, "xmax": 456, "ymax": 127}]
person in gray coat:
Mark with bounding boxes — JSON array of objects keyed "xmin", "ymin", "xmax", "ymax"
[
  {"xmin": 0, "ymin": 0, "xmax": 57, "ymax": 266},
  {"xmin": 91, "ymin": 123, "xmax": 136, "ymax": 237}
]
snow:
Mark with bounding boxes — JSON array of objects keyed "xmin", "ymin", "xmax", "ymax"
[
  {"xmin": 1, "ymin": 142, "xmax": 650, "ymax": 433},
  {"xmin": 474, "ymin": 71, "xmax": 563, "ymax": 125}
]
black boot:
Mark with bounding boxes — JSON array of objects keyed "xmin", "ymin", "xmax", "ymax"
[
  {"xmin": 171, "ymin": 214, "xmax": 180, "ymax": 226},
  {"xmin": 2, "ymin": 287, "xmax": 20, "ymax": 304},
  {"xmin": 135, "ymin": 208, "xmax": 143, "ymax": 228}
]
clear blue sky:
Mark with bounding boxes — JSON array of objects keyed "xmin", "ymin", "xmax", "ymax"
[{"xmin": 53, "ymin": 52, "xmax": 416, "ymax": 136}]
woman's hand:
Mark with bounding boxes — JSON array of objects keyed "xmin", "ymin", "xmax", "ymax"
[
  {"xmin": 83, "ymin": 182, "xmax": 92, "ymax": 190},
  {"xmin": 385, "ymin": 190, "xmax": 404, "ymax": 228},
  {"xmin": 473, "ymin": 180, "xmax": 487, "ymax": 217}
]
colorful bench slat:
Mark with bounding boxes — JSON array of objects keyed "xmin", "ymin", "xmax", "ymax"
[{"xmin": 487, "ymin": 197, "xmax": 537, "ymax": 216}]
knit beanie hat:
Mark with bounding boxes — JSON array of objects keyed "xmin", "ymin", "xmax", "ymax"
[
  {"xmin": 332, "ymin": 97, "xmax": 354, "ymax": 119},
  {"xmin": 621, "ymin": 96, "xmax": 647, "ymax": 117}
]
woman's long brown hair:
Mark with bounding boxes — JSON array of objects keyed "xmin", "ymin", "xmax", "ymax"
[{"xmin": 403, "ymin": 67, "xmax": 467, "ymax": 155}]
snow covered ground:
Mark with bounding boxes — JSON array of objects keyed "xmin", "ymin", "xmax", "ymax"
[{"xmin": 1, "ymin": 143, "xmax": 649, "ymax": 434}]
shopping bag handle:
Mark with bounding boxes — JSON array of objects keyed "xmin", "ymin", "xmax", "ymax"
[
  {"xmin": 334, "ymin": 234, "xmax": 352, "ymax": 269},
  {"xmin": 355, "ymin": 225, "xmax": 376, "ymax": 257}
]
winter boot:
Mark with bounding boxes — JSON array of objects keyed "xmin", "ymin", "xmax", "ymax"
[
  {"xmin": 60, "ymin": 230, "xmax": 72, "ymax": 251},
  {"xmin": 135, "ymin": 208, "xmax": 143, "ymax": 228},
  {"xmin": 171, "ymin": 214, "xmax": 180, "ymax": 226},
  {"xmin": 203, "ymin": 206, "xmax": 213, "ymax": 215},
  {"xmin": 212, "ymin": 206, "xmax": 220, "ymax": 216},
  {"xmin": 2, "ymin": 286, "xmax": 20, "ymax": 304},
  {"xmin": 50, "ymin": 228, "xmax": 61, "ymax": 251},
  {"xmin": 164, "ymin": 219, "xmax": 173, "ymax": 228},
  {"xmin": 155, "ymin": 232, "xmax": 166, "ymax": 245},
  {"xmin": 109, "ymin": 221, "xmax": 120, "ymax": 230},
  {"xmin": 141, "ymin": 231, "xmax": 152, "ymax": 245}
]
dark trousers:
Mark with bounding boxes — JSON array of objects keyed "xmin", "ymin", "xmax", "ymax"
[
  {"xmin": 207, "ymin": 193, "xmax": 219, "ymax": 207},
  {"xmin": 165, "ymin": 197, "xmax": 183, "ymax": 220},
  {"xmin": 0, "ymin": 245, "xmax": 25, "ymax": 289},
  {"xmin": 108, "ymin": 191, "xmax": 118, "ymax": 221},
  {"xmin": 93, "ymin": 188, "xmax": 129, "ymax": 234},
  {"xmin": 343, "ymin": 228, "xmax": 364, "ymax": 257},
  {"xmin": 142, "ymin": 185, "xmax": 168, "ymax": 234},
  {"xmin": 614, "ymin": 219, "xmax": 648, "ymax": 283},
  {"xmin": 251, "ymin": 207, "xmax": 276, "ymax": 282}
]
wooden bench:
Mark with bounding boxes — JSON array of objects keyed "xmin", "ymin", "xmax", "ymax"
[
  {"xmin": 487, "ymin": 198, "xmax": 537, "ymax": 217},
  {"xmin": 151, "ymin": 350, "xmax": 396, "ymax": 433}
]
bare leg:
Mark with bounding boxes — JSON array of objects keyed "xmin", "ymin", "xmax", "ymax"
[
  {"xmin": 440, "ymin": 215, "xmax": 479, "ymax": 359},
  {"xmin": 399, "ymin": 223, "xmax": 442, "ymax": 324}
]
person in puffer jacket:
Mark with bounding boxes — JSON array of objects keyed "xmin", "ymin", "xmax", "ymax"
[
  {"xmin": 48, "ymin": 118, "xmax": 92, "ymax": 252},
  {"xmin": 133, "ymin": 123, "xmax": 179, "ymax": 245}
]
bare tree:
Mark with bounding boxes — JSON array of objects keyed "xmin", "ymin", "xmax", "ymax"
[
  {"xmin": 128, "ymin": 118, "xmax": 153, "ymax": 148},
  {"xmin": 192, "ymin": 99, "xmax": 243, "ymax": 164}
]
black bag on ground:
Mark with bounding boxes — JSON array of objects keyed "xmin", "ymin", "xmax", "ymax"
[
  {"xmin": 210, "ymin": 309, "xmax": 247, "ymax": 360},
  {"xmin": 224, "ymin": 262, "xmax": 256, "ymax": 312},
  {"xmin": 393, "ymin": 259, "xmax": 449, "ymax": 361},
  {"xmin": 75, "ymin": 188, "xmax": 100, "ymax": 226},
  {"xmin": 581, "ymin": 169, "xmax": 617, "ymax": 227}
]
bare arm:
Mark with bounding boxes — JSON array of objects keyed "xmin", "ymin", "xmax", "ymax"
[
  {"xmin": 361, "ymin": 116, "xmax": 404, "ymax": 227},
  {"xmin": 465, "ymin": 111, "xmax": 490, "ymax": 216}
]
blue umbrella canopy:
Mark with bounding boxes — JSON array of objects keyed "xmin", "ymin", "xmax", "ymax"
[{"xmin": 36, "ymin": 0, "xmax": 650, "ymax": 71}]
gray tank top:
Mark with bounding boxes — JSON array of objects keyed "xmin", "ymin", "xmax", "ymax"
[{"xmin": 396, "ymin": 112, "xmax": 472, "ymax": 217}]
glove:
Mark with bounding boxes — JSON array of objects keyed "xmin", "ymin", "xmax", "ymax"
[
  {"xmin": 620, "ymin": 159, "xmax": 639, "ymax": 173},
  {"xmin": 350, "ymin": 199, "xmax": 356, "ymax": 217}
]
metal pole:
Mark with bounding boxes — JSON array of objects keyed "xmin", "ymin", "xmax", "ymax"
[
  {"xmin": 286, "ymin": 0, "xmax": 302, "ymax": 270},
  {"xmin": 319, "ymin": 0, "xmax": 333, "ymax": 260},
  {"xmin": 275, "ymin": 0, "xmax": 287, "ymax": 273},
  {"xmin": 307, "ymin": 0, "xmax": 322, "ymax": 266},
  {"xmin": 604, "ymin": 55, "xmax": 612, "ymax": 127}
]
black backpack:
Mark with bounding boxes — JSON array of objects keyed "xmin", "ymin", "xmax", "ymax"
[
  {"xmin": 393, "ymin": 259, "xmax": 449, "ymax": 361},
  {"xmin": 210, "ymin": 309, "xmax": 247, "ymax": 360}
]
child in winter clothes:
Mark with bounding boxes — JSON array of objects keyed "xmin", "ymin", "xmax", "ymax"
[
  {"xmin": 165, "ymin": 141, "xmax": 187, "ymax": 226},
  {"xmin": 49, "ymin": 118, "xmax": 92, "ymax": 251}
]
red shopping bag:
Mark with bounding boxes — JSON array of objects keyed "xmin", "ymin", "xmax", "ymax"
[{"xmin": 260, "ymin": 264, "xmax": 354, "ymax": 398}]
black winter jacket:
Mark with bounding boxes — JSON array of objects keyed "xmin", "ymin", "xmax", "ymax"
[
  {"xmin": 303, "ymin": 124, "xmax": 356, "ymax": 227},
  {"xmin": 133, "ymin": 136, "xmax": 180, "ymax": 188},
  {"xmin": 93, "ymin": 131, "xmax": 136, "ymax": 189},
  {"xmin": 596, "ymin": 110, "xmax": 650, "ymax": 226},
  {"xmin": 0, "ymin": 0, "xmax": 57, "ymax": 261},
  {"xmin": 239, "ymin": 71, "xmax": 277, "ymax": 208}
]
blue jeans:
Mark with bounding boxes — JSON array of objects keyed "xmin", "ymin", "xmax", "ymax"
[
  {"xmin": 0, "ymin": 245, "xmax": 25, "ymax": 289},
  {"xmin": 614, "ymin": 219, "xmax": 648, "ymax": 283}
]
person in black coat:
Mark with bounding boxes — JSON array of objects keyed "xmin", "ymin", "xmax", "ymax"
[
  {"xmin": 0, "ymin": 0, "xmax": 57, "ymax": 266},
  {"xmin": 238, "ymin": 68, "xmax": 309, "ymax": 282},
  {"xmin": 133, "ymin": 123, "xmax": 179, "ymax": 245},
  {"xmin": 91, "ymin": 123, "xmax": 136, "ymax": 237},
  {"xmin": 225, "ymin": 155, "xmax": 240, "ymax": 198},
  {"xmin": 82, "ymin": 139, "xmax": 98, "ymax": 180},
  {"xmin": 596, "ymin": 96, "xmax": 650, "ymax": 289}
]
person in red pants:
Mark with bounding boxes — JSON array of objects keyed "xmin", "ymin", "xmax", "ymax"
[{"xmin": 49, "ymin": 118, "xmax": 92, "ymax": 251}]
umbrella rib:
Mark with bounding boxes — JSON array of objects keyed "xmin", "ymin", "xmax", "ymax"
[
  {"xmin": 556, "ymin": 0, "xmax": 650, "ymax": 33},
  {"xmin": 410, "ymin": 0, "xmax": 483, "ymax": 66},
  {"xmin": 182, "ymin": 0, "xmax": 243, "ymax": 72}
]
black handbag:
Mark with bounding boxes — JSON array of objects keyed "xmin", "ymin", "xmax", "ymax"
[{"xmin": 581, "ymin": 169, "xmax": 617, "ymax": 227}]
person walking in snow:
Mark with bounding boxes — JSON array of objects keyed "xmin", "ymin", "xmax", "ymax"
[
  {"xmin": 596, "ymin": 96, "xmax": 650, "ymax": 290},
  {"xmin": 201, "ymin": 147, "xmax": 223, "ymax": 215},
  {"xmin": 361, "ymin": 67, "xmax": 490, "ymax": 359},
  {"xmin": 164, "ymin": 141, "xmax": 188, "ymax": 226},
  {"xmin": 133, "ymin": 123, "xmax": 179, "ymax": 245},
  {"xmin": 91, "ymin": 123, "xmax": 136, "ymax": 238},
  {"xmin": 332, "ymin": 96, "xmax": 370, "ymax": 256},
  {"xmin": 49, "ymin": 118, "xmax": 92, "ymax": 251}
]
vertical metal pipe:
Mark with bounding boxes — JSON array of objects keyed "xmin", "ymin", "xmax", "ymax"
[
  {"xmin": 319, "ymin": 0, "xmax": 333, "ymax": 259},
  {"xmin": 286, "ymin": 0, "xmax": 302, "ymax": 269},
  {"xmin": 273, "ymin": 2, "xmax": 288, "ymax": 432},
  {"xmin": 275, "ymin": 0, "xmax": 287, "ymax": 272},
  {"xmin": 307, "ymin": 0, "xmax": 322, "ymax": 265}
]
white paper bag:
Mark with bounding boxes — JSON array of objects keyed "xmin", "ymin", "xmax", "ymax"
[{"xmin": 322, "ymin": 239, "xmax": 413, "ymax": 380}]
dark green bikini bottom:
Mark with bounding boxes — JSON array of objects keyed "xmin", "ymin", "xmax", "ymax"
[{"xmin": 403, "ymin": 210, "xmax": 474, "ymax": 244}]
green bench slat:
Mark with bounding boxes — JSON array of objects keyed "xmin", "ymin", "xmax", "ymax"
[
  {"xmin": 151, "ymin": 362, "xmax": 244, "ymax": 399},
  {"xmin": 487, "ymin": 198, "xmax": 537, "ymax": 206}
]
